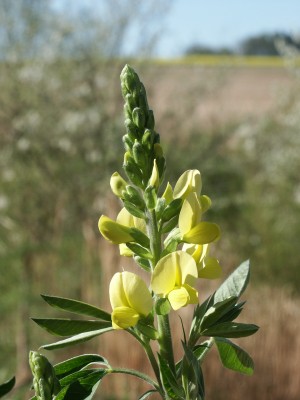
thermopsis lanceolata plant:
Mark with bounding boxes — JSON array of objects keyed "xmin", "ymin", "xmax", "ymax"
[{"xmin": 24, "ymin": 65, "xmax": 259, "ymax": 400}]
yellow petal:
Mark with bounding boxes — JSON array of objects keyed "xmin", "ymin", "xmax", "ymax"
[
  {"xmin": 198, "ymin": 257, "xmax": 222, "ymax": 279},
  {"xmin": 109, "ymin": 272, "xmax": 129, "ymax": 309},
  {"xmin": 183, "ymin": 284, "xmax": 199, "ymax": 304},
  {"xmin": 162, "ymin": 182, "xmax": 173, "ymax": 204},
  {"xmin": 98, "ymin": 215, "xmax": 134, "ymax": 244},
  {"xmin": 173, "ymin": 170, "xmax": 202, "ymax": 199},
  {"xmin": 116, "ymin": 208, "xmax": 134, "ymax": 227},
  {"xmin": 183, "ymin": 222, "xmax": 221, "ymax": 245},
  {"xmin": 151, "ymin": 253, "xmax": 177, "ymax": 296},
  {"xmin": 179, "ymin": 193, "xmax": 202, "ymax": 235},
  {"xmin": 110, "ymin": 172, "xmax": 127, "ymax": 197},
  {"xmin": 111, "ymin": 306, "xmax": 140, "ymax": 329},
  {"xmin": 174, "ymin": 250, "xmax": 198, "ymax": 286},
  {"xmin": 199, "ymin": 195, "xmax": 212, "ymax": 213},
  {"xmin": 122, "ymin": 271, "xmax": 152, "ymax": 316},
  {"xmin": 151, "ymin": 251, "xmax": 197, "ymax": 296},
  {"xmin": 119, "ymin": 244, "xmax": 133, "ymax": 257},
  {"xmin": 168, "ymin": 286, "xmax": 190, "ymax": 310},
  {"xmin": 149, "ymin": 159, "xmax": 159, "ymax": 189}
]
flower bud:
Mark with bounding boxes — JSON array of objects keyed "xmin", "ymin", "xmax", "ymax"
[
  {"xmin": 98, "ymin": 215, "xmax": 134, "ymax": 244},
  {"xmin": 132, "ymin": 107, "xmax": 145, "ymax": 130},
  {"xmin": 110, "ymin": 172, "xmax": 127, "ymax": 198},
  {"xmin": 149, "ymin": 159, "xmax": 160, "ymax": 189},
  {"xmin": 132, "ymin": 141, "xmax": 148, "ymax": 170},
  {"xmin": 146, "ymin": 109, "xmax": 155, "ymax": 130},
  {"xmin": 144, "ymin": 186, "xmax": 157, "ymax": 210}
]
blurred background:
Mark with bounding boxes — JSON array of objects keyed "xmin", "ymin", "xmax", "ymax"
[{"xmin": 1, "ymin": 0, "xmax": 300, "ymax": 399}]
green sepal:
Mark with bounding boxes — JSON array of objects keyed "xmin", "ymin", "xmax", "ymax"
[
  {"xmin": 126, "ymin": 243, "xmax": 152, "ymax": 260},
  {"xmin": 201, "ymin": 322, "xmax": 259, "ymax": 338},
  {"xmin": 123, "ymin": 161, "xmax": 144, "ymax": 188},
  {"xmin": 0, "ymin": 376, "xmax": 15, "ymax": 398},
  {"xmin": 134, "ymin": 256, "xmax": 151, "ymax": 272},
  {"xmin": 136, "ymin": 320, "xmax": 158, "ymax": 340},
  {"xmin": 155, "ymin": 298, "xmax": 171, "ymax": 315},
  {"xmin": 155, "ymin": 198, "xmax": 166, "ymax": 220},
  {"xmin": 32, "ymin": 318, "xmax": 111, "ymax": 337},
  {"xmin": 40, "ymin": 295, "xmax": 111, "ymax": 321},
  {"xmin": 132, "ymin": 107, "xmax": 145, "ymax": 129},
  {"xmin": 146, "ymin": 110, "xmax": 155, "ymax": 130},
  {"xmin": 156, "ymin": 156, "xmax": 166, "ymax": 181},
  {"xmin": 123, "ymin": 201, "xmax": 145, "ymax": 219},
  {"xmin": 124, "ymin": 118, "xmax": 140, "ymax": 139},
  {"xmin": 130, "ymin": 228, "xmax": 150, "ymax": 248},
  {"xmin": 132, "ymin": 142, "xmax": 148, "ymax": 171},
  {"xmin": 160, "ymin": 215, "xmax": 179, "ymax": 234},
  {"xmin": 215, "ymin": 338, "xmax": 254, "ymax": 375},
  {"xmin": 124, "ymin": 185, "xmax": 145, "ymax": 209},
  {"xmin": 161, "ymin": 238, "xmax": 179, "ymax": 258},
  {"xmin": 161, "ymin": 198, "xmax": 183, "ymax": 222},
  {"xmin": 142, "ymin": 129, "xmax": 155, "ymax": 149},
  {"xmin": 144, "ymin": 186, "xmax": 157, "ymax": 210},
  {"xmin": 123, "ymin": 134, "xmax": 134, "ymax": 151}
]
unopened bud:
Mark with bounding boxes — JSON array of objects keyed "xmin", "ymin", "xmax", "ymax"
[
  {"xmin": 110, "ymin": 172, "xmax": 127, "ymax": 198},
  {"xmin": 149, "ymin": 159, "xmax": 160, "ymax": 189}
]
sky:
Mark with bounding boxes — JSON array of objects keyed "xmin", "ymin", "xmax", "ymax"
[
  {"xmin": 156, "ymin": 0, "xmax": 300, "ymax": 57},
  {"xmin": 53, "ymin": 0, "xmax": 300, "ymax": 58}
]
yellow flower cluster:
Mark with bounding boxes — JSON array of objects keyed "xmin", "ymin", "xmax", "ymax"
[{"xmin": 99, "ymin": 169, "xmax": 221, "ymax": 329}]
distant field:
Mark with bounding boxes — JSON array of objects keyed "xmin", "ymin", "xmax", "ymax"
[{"xmin": 153, "ymin": 54, "xmax": 300, "ymax": 68}]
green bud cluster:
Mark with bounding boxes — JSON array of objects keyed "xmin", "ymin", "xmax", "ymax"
[
  {"xmin": 29, "ymin": 351, "xmax": 60, "ymax": 400},
  {"xmin": 120, "ymin": 65, "xmax": 165, "ymax": 190}
]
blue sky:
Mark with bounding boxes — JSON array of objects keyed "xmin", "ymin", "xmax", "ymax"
[{"xmin": 157, "ymin": 0, "xmax": 300, "ymax": 56}]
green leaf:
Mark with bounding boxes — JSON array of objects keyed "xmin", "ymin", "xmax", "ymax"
[
  {"xmin": 213, "ymin": 260, "xmax": 250, "ymax": 303},
  {"xmin": 59, "ymin": 369, "xmax": 107, "ymax": 387},
  {"xmin": 182, "ymin": 343, "xmax": 205, "ymax": 400},
  {"xmin": 193, "ymin": 340, "xmax": 213, "ymax": 361},
  {"xmin": 41, "ymin": 295, "xmax": 111, "ymax": 321},
  {"xmin": 215, "ymin": 338, "xmax": 254, "ymax": 375},
  {"xmin": 138, "ymin": 390, "xmax": 158, "ymax": 399},
  {"xmin": 217, "ymin": 301, "xmax": 245, "ymax": 323},
  {"xmin": 134, "ymin": 256, "xmax": 151, "ymax": 272},
  {"xmin": 32, "ymin": 318, "xmax": 111, "ymax": 337},
  {"xmin": 0, "ymin": 376, "xmax": 15, "ymax": 397},
  {"xmin": 54, "ymin": 354, "xmax": 108, "ymax": 378},
  {"xmin": 202, "ymin": 322, "xmax": 259, "ymax": 338},
  {"xmin": 158, "ymin": 354, "xmax": 185, "ymax": 399},
  {"xmin": 200, "ymin": 296, "xmax": 238, "ymax": 330},
  {"xmin": 155, "ymin": 298, "xmax": 171, "ymax": 315},
  {"xmin": 41, "ymin": 328, "xmax": 113, "ymax": 350},
  {"xmin": 55, "ymin": 370, "xmax": 104, "ymax": 400}
]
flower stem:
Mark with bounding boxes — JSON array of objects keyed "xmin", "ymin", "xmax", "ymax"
[{"xmin": 107, "ymin": 367, "xmax": 160, "ymax": 391}]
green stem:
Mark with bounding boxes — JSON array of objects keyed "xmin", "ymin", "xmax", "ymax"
[
  {"xmin": 107, "ymin": 367, "xmax": 160, "ymax": 391},
  {"xmin": 147, "ymin": 209, "xmax": 161, "ymax": 268},
  {"xmin": 147, "ymin": 208, "xmax": 176, "ymax": 377},
  {"xmin": 128, "ymin": 328, "xmax": 162, "ymax": 389},
  {"xmin": 157, "ymin": 313, "xmax": 176, "ymax": 375},
  {"xmin": 197, "ymin": 337, "xmax": 214, "ymax": 364}
]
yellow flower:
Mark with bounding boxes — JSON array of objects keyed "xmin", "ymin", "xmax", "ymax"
[
  {"xmin": 179, "ymin": 193, "xmax": 220, "ymax": 245},
  {"xmin": 109, "ymin": 271, "xmax": 153, "ymax": 329},
  {"xmin": 182, "ymin": 243, "xmax": 222, "ymax": 279},
  {"xmin": 151, "ymin": 251, "xmax": 198, "ymax": 310},
  {"xmin": 173, "ymin": 169, "xmax": 202, "ymax": 199}
]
